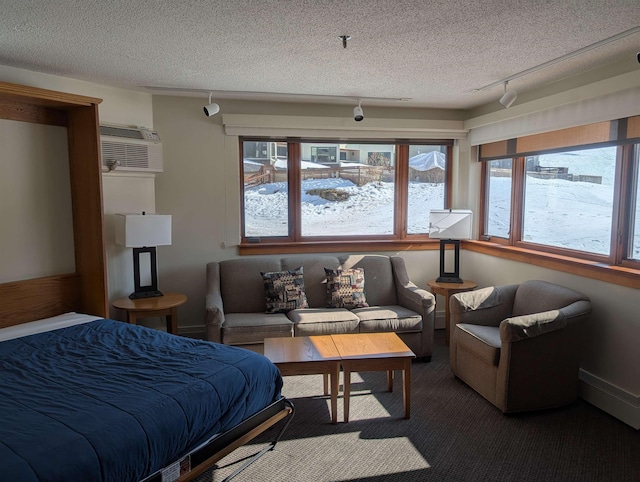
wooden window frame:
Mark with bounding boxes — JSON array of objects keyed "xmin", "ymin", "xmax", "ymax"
[
  {"xmin": 478, "ymin": 130, "xmax": 640, "ymax": 288},
  {"xmin": 239, "ymin": 138, "xmax": 453, "ymax": 254}
]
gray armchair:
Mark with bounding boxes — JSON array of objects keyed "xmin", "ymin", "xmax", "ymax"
[{"xmin": 449, "ymin": 280, "xmax": 591, "ymax": 413}]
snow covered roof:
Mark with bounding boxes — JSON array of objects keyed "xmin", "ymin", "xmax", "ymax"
[
  {"xmin": 409, "ymin": 151, "xmax": 445, "ymax": 171},
  {"xmin": 274, "ymin": 159, "xmax": 329, "ymax": 170}
]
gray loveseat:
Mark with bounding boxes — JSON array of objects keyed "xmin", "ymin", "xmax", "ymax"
[{"xmin": 205, "ymin": 254, "xmax": 436, "ymax": 359}]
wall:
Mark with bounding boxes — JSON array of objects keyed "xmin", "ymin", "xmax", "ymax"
[
  {"xmin": 0, "ymin": 120, "xmax": 74, "ymax": 283},
  {"xmin": 152, "ymin": 96, "xmax": 458, "ymax": 333},
  {"xmin": 0, "ymin": 65, "xmax": 156, "ymax": 314}
]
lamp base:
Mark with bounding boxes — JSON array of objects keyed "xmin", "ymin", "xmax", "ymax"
[
  {"xmin": 129, "ymin": 290, "xmax": 164, "ymax": 300},
  {"xmin": 436, "ymin": 276, "xmax": 463, "ymax": 284}
]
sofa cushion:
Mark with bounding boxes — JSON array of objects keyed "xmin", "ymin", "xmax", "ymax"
[
  {"xmin": 220, "ymin": 258, "xmax": 282, "ymax": 313},
  {"xmin": 325, "ymin": 268, "xmax": 369, "ymax": 309},
  {"xmin": 455, "ymin": 323, "xmax": 501, "ymax": 366},
  {"xmin": 281, "ymin": 255, "xmax": 341, "ymax": 308},
  {"xmin": 340, "ymin": 255, "xmax": 397, "ymax": 306},
  {"xmin": 222, "ymin": 313, "xmax": 293, "ymax": 345},
  {"xmin": 288, "ymin": 308, "xmax": 360, "ymax": 336},
  {"xmin": 262, "ymin": 267, "xmax": 309, "ymax": 313},
  {"xmin": 354, "ymin": 305, "xmax": 422, "ymax": 333}
]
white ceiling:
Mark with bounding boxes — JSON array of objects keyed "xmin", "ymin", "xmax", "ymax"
[{"xmin": 1, "ymin": 1, "xmax": 639, "ymax": 110}]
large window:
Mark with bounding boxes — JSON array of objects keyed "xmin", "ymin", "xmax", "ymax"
[
  {"xmin": 480, "ymin": 116, "xmax": 640, "ymax": 272},
  {"xmin": 631, "ymin": 144, "xmax": 640, "ymax": 260},
  {"xmin": 407, "ymin": 146, "xmax": 447, "ymax": 234},
  {"xmin": 301, "ymin": 143, "xmax": 396, "ymax": 237},
  {"xmin": 243, "ymin": 141, "xmax": 289, "ymax": 238},
  {"xmin": 241, "ymin": 139, "xmax": 451, "ymax": 244},
  {"xmin": 485, "ymin": 158, "xmax": 512, "ymax": 239},
  {"xmin": 522, "ymin": 147, "xmax": 616, "ymax": 255}
]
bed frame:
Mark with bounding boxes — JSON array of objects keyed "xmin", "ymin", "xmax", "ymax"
[{"xmin": 0, "ymin": 81, "xmax": 294, "ymax": 481}]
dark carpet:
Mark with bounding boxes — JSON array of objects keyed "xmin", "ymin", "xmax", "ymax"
[{"xmin": 196, "ymin": 331, "xmax": 640, "ymax": 482}]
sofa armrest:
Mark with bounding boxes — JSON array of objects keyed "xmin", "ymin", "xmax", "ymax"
[
  {"xmin": 450, "ymin": 284, "xmax": 518, "ymax": 327},
  {"xmin": 390, "ymin": 256, "xmax": 436, "ymax": 315},
  {"xmin": 205, "ymin": 262, "xmax": 225, "ymax": 343},
  {"xmin": 500, "ymin": 310, "xmax": 566, "ymax": 342}
]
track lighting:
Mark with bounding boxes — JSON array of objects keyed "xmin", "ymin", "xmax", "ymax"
[
  {"xmin": 203, "ymin": 92, "xmax": 220, "ymax": 117},
  {"xmin": 499, "ymin": 81, "xmax": 517, "ymax": 108},
  {"xmin": 353, "ymin": 99, "xmax": 364, "ymax": 122}
]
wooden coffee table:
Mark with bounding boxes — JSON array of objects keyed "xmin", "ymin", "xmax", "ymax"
[
  {"xmin": 263, "ymin": 335, "xmax": 341, "ymax": 424},
  {"xmin": 264, "ymin": 332, "xmax": 415, "ymax": 423},
  {"xmin": 331, "ymin": 333, "xmax": 415, "ymax": 422}
]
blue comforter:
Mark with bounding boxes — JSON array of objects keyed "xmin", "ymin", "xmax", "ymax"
[{"xmin": 0, "ymin": 319, "xmax": 283, "ymax": 482}]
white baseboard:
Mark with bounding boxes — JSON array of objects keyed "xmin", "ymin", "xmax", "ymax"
[{"xmin": 579, "ymin": 369, "xmax": 639, "ymax": 430}]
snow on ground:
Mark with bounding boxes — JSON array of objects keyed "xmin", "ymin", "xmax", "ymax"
[{"xmin": 244, "ymin": 146, "xmax": 640, "ymax": 255}]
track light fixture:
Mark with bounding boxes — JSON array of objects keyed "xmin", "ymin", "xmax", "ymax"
[
  {"xmin": 353, "ymin": 99, "xmax": 364, "ymax": 121},
  {"xmin": 203, "ymin": 92, "xmax": 220, "ymax": 117},
  {"xmin": 499, "ymin": 81, "xmax": 517, "ymax": 108}
]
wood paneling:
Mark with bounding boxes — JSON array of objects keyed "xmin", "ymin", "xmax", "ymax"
[
  {"xmin": 479, "ymin": 140, "xmax": 509, "ymax": 160},
  {"xmin": 627, "ymin": 115, "xmax": 640, "ymax": 139},
  {"xmin": 0, "ymin": 82, "xmax": 108, "ymax": 323},
  {"xmin": 0, "ymin": 99, "xmax": 68, "ymax": 126},
  {"xmin": 0, "ymin": 274, "xmax": 81, "ymax": 328},
  {"xmin": 516, "ymin": 122, "xmax": 611, "ymax": 153}
]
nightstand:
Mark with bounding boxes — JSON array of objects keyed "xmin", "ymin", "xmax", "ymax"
[
  {"xmin": 112, "ymin": 293, "xmax": 187, "ymax": 335},
  {"xmin": 427, "ymin": 279, "xmax": 477, "ymax": 346}
]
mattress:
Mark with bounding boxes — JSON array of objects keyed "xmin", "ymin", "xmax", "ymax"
[{"xmin": 0, "ymin": 315, "xmax": 283, "ymax": 482}]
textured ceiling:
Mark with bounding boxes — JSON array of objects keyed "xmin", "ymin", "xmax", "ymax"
[{"xmin": 1, "ymin": 0, "xmax": 639, "ymax": 109}]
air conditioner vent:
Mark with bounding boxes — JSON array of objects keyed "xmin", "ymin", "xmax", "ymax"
[{"xmin": 100, "ymin": 124, "xmax": 163, "ymax": 172}]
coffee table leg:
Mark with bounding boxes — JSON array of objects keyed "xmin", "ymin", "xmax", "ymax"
[
  {"xmin": 323, "ymin": 373, "xmax": 329, "ymax": 396},
  {"xmin": 330, "ymin": 363, "xmax": 339, "ymax": 425},
  {"xmin": 343, "ymin": 364, "xmax": 351, "ymax": 423},
  {"xmin": 403, "ymin": 358, "xmax": 411, "ymax": 419},
  {"xmin": 387, "ymin": 369, "xmax": 394, "ymax": 392}
]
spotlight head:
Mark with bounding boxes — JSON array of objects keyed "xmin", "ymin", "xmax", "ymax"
[
  {"xmin": 499, "ymin": 82, "xmax": 517, "ymax": 108},
  {"xmin": 353, "ymin": 101, "xmax": 364, "ymax": 122},
  {"xmin": 203, "ymin": 102, "xmax": 220, "ymax": 117},
  {"xmin": 637, "ymin": 52, "xmax": 640, "ymax": 64}
]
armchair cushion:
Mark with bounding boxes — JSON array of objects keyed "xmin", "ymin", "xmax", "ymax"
[
  {"xmin": 455, "ymin": 323, "xmax": 501, "ymax": 366},
  {"xmin": 500, "ymin": 310, "xmax": 566, "ymax": 342}
]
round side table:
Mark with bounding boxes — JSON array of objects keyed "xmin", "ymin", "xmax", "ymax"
[
  {"xmin": 427, "ymin": 280, "xmax": 477, "ymax": 346},
  {"xmin": 112, "ymin": 293, "xmax": 187, "ymax": 335}
]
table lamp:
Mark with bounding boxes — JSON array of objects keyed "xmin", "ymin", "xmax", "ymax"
[
  {"xmin": 115, "ymin": 212, "xmax": 172, "ymax": 299},
  {"xmin": 429, "ymin": 209, "xmax": 473, "ymax": 283}
]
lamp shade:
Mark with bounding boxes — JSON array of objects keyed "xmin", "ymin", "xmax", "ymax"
[
  {"xmin": 115, "ymin": 214, "xmax": 172, "ymax": 247},
  {"xmin": 429, "ymin": 210, "xmax": 473, "ymax": 240}
]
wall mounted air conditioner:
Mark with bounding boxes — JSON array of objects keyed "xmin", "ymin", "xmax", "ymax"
[{"xmin": 100, "ymin": 124, "xmax": 163, "ymax": 172}]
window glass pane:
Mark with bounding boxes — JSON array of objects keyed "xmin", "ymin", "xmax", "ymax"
[
  {"xmin": 407, "ymin": 146, "xmax": 446, "ymax": 234},
  {"xmin": 300, "ymin": 143, "xmax": 396, "ymax": 236},
  {"xmin": 632, "ymin": 145, "xmax": 640, "ymax": 260},
  {"xmin": 485, "ymin": 158, "xmax": 512, "ymax": 238},
  {"xmin": 522, "ymin": 147, "xmax": 616, "ymax": 255},
  {"xmin": 242, "ymin": 141, "xmax": 288, "ymax": 237}
]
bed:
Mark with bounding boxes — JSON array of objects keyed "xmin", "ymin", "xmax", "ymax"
[
  {"xmin": 0, "ymin": 82, "xmax": 293, "ymax": 481},
  {"xmin": 0, "ymin": 313, "xmax": 293, "ymax": 482}
]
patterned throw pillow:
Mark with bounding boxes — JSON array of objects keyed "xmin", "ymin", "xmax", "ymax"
[
  {"xmin": 325, "ymin": 268, "xmax": 369, "ymax": 309},
  {"xmin": 262, "ymin": 267, "xmax": 309, "ymax": 314}
]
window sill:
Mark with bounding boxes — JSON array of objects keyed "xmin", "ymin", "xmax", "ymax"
[
  {"xmin": 463, "ymin": 240, "xmax": 640, "ymax": 289},
  {"xmin": 238, "ymin": 239, "xmax": 440, "ymax": 255}
]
